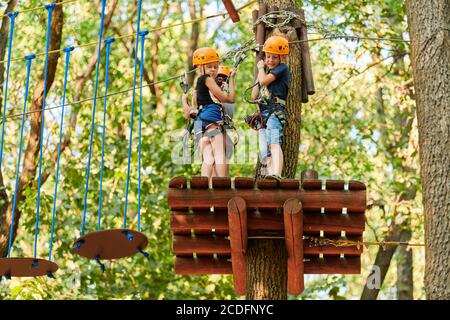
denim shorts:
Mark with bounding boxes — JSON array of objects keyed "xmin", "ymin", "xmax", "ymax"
[{"xmin": 258, "ymin": 111, "xmax": 283, "ymax": 161}]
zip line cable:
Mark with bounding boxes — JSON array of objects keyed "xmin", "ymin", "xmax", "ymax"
[{"xmin": 0, "ymin": 0, "xmax": 256, "ymax": 66}]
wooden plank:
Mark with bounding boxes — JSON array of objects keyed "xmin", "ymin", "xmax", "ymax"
[
  {"xmin": 171, "ymin": 211, "xmax": 365, "ymax": 235},
  {"xmin": 256, "ymin": 4, "xmax": 267, "ymax": 61},
  {"xmin": 174, "ymin": 256, "xmax": 361, "ymax": 274},
  {"xmin": 175, "ymin": 257, "xmax": 232, "ymax": 274},
  {"xmin": 280, "ymin": 179, "xmax": 300, "ymax": 190},
  {"xmin": 212, "ymin": 177, "xmax": 231, "ymax": 189},
  {"xmin": 173, "ymin": 235, "xmax": 230, "ymax": 255},
  {"xmin": 190, "ymin": 176, "xmax": 209, "ymax": 189},
  {"xmin": 348, "ymin": 181, "xmax": 366, "ymax": 190},
  {"xmin": 227, "ymin": 197, "xmax": 247, "ymax": 296},
  {"xmin": 296, "ymin": 8, "xmax": 315, "ymax": 95},
  {"xmin": 256, "ymin": 179, "xmax": 278, "ymax": 189},
  {"xmin": 172, "ymin": 234, "xmax": 363, "ymax": 256},
  {"xmin": 168, "ymin": 188, "xmax": 366, "ymax": 213},
  {"xmin": 252, "ymin": 10, "xmax": 258, "ymax": 35},
  {"xmin": 301, "ymin": 180, "xmax": 322, "ymax": 190},
  {"xmin": 304, "ymin": 256, "xmax": 361, "ymax": 274},
  {"xmin": 283, "ymin": 199, "xmax": 304, "ymax": 295},
  {"xmin": 234, "ymin": 177, "xmax": 255, "ymax": 189},
  {"xmin": 222, "ymin": 0, "xmax": 240, "ymax": 23},
  {"xmin": 169, "ymin": 176, "xmax": 187, "ymax": 188},
  {"xmin": 325, "ymin": 180, "xmax": 345, "ymax": 190}
]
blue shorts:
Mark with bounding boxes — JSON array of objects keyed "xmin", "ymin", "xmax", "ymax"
[
  {"xmin": 197, "ymin": 104, "xmax": 223, "ymax": 132},
  {"xmin": 259, "ymin": 111, "xmax": 283, "ymax": 161}
]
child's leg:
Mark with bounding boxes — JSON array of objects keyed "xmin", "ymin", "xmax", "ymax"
[
  {"xmin": 269, "ymin": 144, "xmax": 283, "ymax": 176},
  {"xmin": 210, "ymin": 131, "xmax": 227, "ymax": 177},
  {"xmin": 266, "ymin": 114, "xmax": 284, "ymax": 177},
  {"xmin": 200, "ymin": 136, "xmax": 214, "ymax": 179}
]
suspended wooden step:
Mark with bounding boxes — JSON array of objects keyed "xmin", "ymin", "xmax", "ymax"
[
  {"xmin": 73, "ymin": 229, "xmax": 148, "ymax": 260},
  {"xmin": 0, "ymin": 258, "xmax": 58, "ymax": 278}
]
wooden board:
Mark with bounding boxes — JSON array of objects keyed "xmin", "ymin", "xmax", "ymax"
[
  {"xmin": 283, "ymin": 199, "xmax": 304, "ymax": 295},
  {"xmin": 227, "ymin": 197, "xmax": 247, "ymax": 295},
  {"xmin": 222, "ymin": 0, "xmax": 240, "ymax": 23},
  {"xmin": 171, "ymin": 210, "xmax": 365, "ymax": 235},
  {"xmin": 73, "ymin": 229, "xmax": 148, "ymax": 260},
  {"xmin": 0, "ymin": 258, "xmax": 58, "ymax": 278},
  {"xmin": 174, "ymin": 256, "xmax": 361, "ymax": 274},
  {"xmin": 168, "ymin": 188, "xmax": 366, "ymax": 213}
]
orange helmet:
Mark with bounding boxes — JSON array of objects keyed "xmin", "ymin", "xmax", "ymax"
[
  {"xmin": 217, "ymin": 65, "xmax": 231, "ymax": 77},
  {"xmin": 262, "ymin": 35, "xmax": 289, "ymax": 55},
  {"xmin": 192, "ymin": 47, "xmax": 220, "ymax": 67}
]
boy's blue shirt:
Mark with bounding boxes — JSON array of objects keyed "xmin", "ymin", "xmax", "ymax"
[{"xmin": 268, "ymin": 63, "xmax": 290, "ymax": 100}]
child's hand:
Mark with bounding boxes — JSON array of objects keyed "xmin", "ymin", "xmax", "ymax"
[
  {"xmin": 230, "ymin": 68, "xmax": 237, "ymax": 78},
  {"xmin": 257, "ymin": 60, "xmax": 265, "ymax": 70},
  {"xmin": 182, "ymin": 92, "xmax": 189, "ymax": 102}
]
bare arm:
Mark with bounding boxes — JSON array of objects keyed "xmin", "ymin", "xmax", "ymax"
[
  {"xmin": 182, "ymin": 93, "xmax": 194, "ymax": 119},
  {"xmin": 256, "ymin": 60, "xmax": 277, "ymax": 86},
  {"xmin": 205, "ymin": 70, "xmax": 236, "ymax": 103}
]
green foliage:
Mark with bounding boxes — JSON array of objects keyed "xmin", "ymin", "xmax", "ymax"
[{"xmin": 0, "ymin": 0, "xmax": 423, "ymax": 300}]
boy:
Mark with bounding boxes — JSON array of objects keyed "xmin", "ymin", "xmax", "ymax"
[{"xmin": 251, "ymin": 35, "xmax": 290, "ymax": 181}]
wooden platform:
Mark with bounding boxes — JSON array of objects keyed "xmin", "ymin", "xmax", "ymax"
[{"xmin": 168, "ymin": 176, "xmax": 366, "ymax": 296}]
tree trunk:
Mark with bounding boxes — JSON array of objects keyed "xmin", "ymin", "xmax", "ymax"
[
  {"xmin": 360, "ymin": 226, "xmax": 402, "ymax": 300},
  {"xmin": 0, "ymin": 0, "xmax": 64, "ymax": 256},
  {"xmin": 248, "ymin": 0, "xmax": 302, "ymax": 300},
  {"xmin": 405, "ymin": 0, "xmax": 450, "ymax": 300},
  {"xmin": 0, "ymin": 0, "xmax": 18, "ymax": 229},
  {"xmin": 396, "ymin": 228, "xmax": 414, "ymax": 300}
]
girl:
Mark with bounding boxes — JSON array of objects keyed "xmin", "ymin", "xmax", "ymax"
[{"xmin": 182, "ymin": 47, "xmax": 236, "ymax": 181}]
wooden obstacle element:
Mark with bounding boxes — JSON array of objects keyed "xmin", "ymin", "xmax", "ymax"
[
  {"xmin": 222, "ymin": 0, "xmax": 240, "ymax": 23},
  {"xmin": 168, "ymin": 175, "xmax": 367, "ymax": 296}
]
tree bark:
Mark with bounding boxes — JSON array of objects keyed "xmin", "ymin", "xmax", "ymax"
[
  {"xmin": 405, "ymin": 0, "xmax": 450, "ymax": 300},
  {"xmin": 0, "ymin": 0, "xmax": 64, "ymax": 256},
  {"xmin": 396, "ymin": 228, "xmax": 414, "ymax": 300},
  {"xmin": 0, "ymin": 0, "xmax": 18, "ymax": 228},
  {"xmin": 248, "ymin": 0, "xmax": 302, "ymax": 300}
]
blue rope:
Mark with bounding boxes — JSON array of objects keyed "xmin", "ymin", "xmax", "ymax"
[
  {"xmin": 123, "ymin": 0, "xmax": 143, "ymax": 229},
  {"xmin": 7, "ymin": 54, "xmax": 36, "ymax": 258},
  {"xmin": 34, "ymin": 3, "xmax": 56, "ymax": 259},
  {"xmin": 137, "ymin": 30, "xmax": 148, "ymax": 232},
  {"xmin": 48, "ymin": 46, "xmax": 74, "ymax": 261},
  {"xmin": 81, "ymin": 0, "xmax": 107, "ymax": 236},
  {"xmin": 97, "ymin": 37, "xmax": 115, "ymax": 231},
  {"xmin": 0, "ymin": 11, "xmax": 18, "ymax": 172}
]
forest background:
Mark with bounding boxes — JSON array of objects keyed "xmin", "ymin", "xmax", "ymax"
[{"xmin": 0, "ymin": 0, "xmax": 426, "ymax": 300}]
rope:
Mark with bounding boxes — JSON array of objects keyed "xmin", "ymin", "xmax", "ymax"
[
  {"xmin": 34, "ymin": 3, "xmax": 56, "ymax": 259},
  {"xmin": 0, "ymin": 12, "xmax": 18, "ymax": 173},
  {"xmin": 0, "ymin": 0, "xmax": 79, "ymax": 19},
  {"xmin": 303, "ymin": 236, "xmax": 425, "ymax": 251},
  {"xmin": 7, "ymin": 54, "xmax": 36, "ymax": 258},
  {"xmin": 123, "ymin": 0, "xmax": 142, "ymax": 229},
  {"xmin": 0, "ymin": 0, "xmax": 257, "ymax": 66},
  {"xmin": 97, "ymin": 38, "xmax": 115, "ymax": 231},
  {"xmin": 81, "ymin": 0, "xmax": 107, "ymax": 236},
  {"xmin": 48, "ymin": 46, "xmax": 74, "ymax": 261},
  {"xmin": 3, "ymin": 71, "xmax": 196, "ymax": 121},
  {"xmin": 226, "ymin": 235, "xmax": 425, "ymax": 249},
  {"xmin": 137, "ymin": 30, "xmax": 149, "ymax": 232}
]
